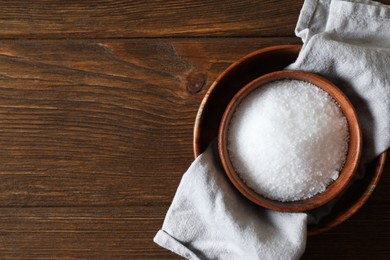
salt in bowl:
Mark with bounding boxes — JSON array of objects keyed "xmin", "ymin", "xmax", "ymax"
[{"xmin": 218, "ymin": 70, "xmax": 362, "ymax": 212}]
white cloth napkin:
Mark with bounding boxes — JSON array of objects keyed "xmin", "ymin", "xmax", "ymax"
[
  {"xmin": 287, "ymin": 0, "xmax": 390, "ymax": 163},
  {"xmin": 154, "ymin": 141, "xmax": 307, "ymax": 260},
  {"xmin": 154, "ymin": 1, "xmax": 390, "ymax": 259}
]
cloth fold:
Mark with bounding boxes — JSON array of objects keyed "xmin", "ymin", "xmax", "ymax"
[
  {"xmin": 288, "ymin": 0, "xmax": 390, "ymax": 163},
  {"xmin": 154, "ymin": 142, "xmax": 307, "ymax": 260},
  {"xmin": 154, "ymin": 1, "xmax": 390, "ymax": 259}
]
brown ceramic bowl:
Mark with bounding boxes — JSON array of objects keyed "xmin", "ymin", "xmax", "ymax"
[
  {"xmin": 194, "ymin": 44, "xmax": 386, "ymax": 234},
  {"xmin": 218, "ymin": 70, "xmax": 362, "ymax": 212}
]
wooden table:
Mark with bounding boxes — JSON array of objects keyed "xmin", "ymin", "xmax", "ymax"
[{"xmin": 0, "ymin": 0, "xmax": 389, "ymax": 259}]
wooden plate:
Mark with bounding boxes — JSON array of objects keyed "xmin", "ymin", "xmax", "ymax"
[{"xmin": 193, "ymin": 45, "xmax": 388, "ymax": 236}]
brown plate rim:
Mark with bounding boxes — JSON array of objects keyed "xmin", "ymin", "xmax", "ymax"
[{"xmin": 192, "ymin": 44, "xmax": 388, "ymax": 235}]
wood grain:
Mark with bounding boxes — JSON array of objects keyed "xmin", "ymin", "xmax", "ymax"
[
  {"xmin": 0, "ymin": 0, "xmax": 305, "ymax": 38},
  {"xmin": 0, "ymin": 166, "xmax": 388, "ymax": 259},
  {"xmin": 0, "ymin": 38, "xmax": 299, "ymax": 208},
  {"xmin": 0, "ymin": 0, "xmax": 389, "ymax": 258},
  {"xmin": 0, "ymin": 37, "xmax": 388, "ymax": 259},
  {"xmin": 0, "ymin": 168, "xmax": 389, "ymax": 260},
  {"xmin": 0, "ymin": 207, "xmax": 167, "ymax": 259}
]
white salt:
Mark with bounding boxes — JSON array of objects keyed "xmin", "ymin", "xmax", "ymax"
[{"xmin": 227, "ymin": 80, "xmax": 349, "ymax": 202}]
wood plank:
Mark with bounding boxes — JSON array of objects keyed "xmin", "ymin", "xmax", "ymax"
[
  {"xmin": 0, "ymin": 38, "xmax": 300, "ymax": 207},
  {"xmin": 0, "ymin": 207, "xmax": 173, "ymax": 259},
  {"xmin": 0, "ymin": 37, "xmax": 388, "ymax": 259},
  {"xmin": 0, "ymin": 0, "xmax": 305, "ymax": 38},
  {"xmin": 0, "ymin": 202, "xmax": 388, "ymax": 259}
]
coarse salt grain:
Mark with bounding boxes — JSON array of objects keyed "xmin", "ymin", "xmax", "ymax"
[{"xmin": 227, "ymin": 79, "xmax": 349, "ymax": 202}]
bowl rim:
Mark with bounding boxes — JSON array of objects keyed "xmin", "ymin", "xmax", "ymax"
[
  {"xmin": 193, "ymin": 45, "xmax": 302, "ymax": 157},
  {"xmin": 218, "ymin": 70, "xmax": 363, "ymax": 212}
]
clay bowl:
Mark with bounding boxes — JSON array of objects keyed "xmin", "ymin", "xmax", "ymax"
[
  {"xmin": 194, "ymin": 44, "xmax": 387, "ymax": 234},
  {"xmin": 218, "ymin": 70, "xmax": 362, "ymax": 212}
]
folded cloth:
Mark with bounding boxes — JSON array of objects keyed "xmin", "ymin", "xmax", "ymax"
[
  {"xmin": 154, "ymin": 1, "xmax": 390, "ymax": 259},
  {"xmin": 154, "ymin": 141, "xmax": 308, "ymax": 260},
  {"xmin": 287, "ymin": 0, "xmax": 390, "ymax": 163}
]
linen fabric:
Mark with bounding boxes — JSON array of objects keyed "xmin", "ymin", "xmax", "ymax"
[{"xmin": 154, "ymin": 1, "xmax": 390, "ymax": 259}]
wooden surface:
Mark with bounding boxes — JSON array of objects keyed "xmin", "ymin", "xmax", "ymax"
[{"xmin": 0, "ymin": 0, "xmax": 388, "ymax": 259}]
